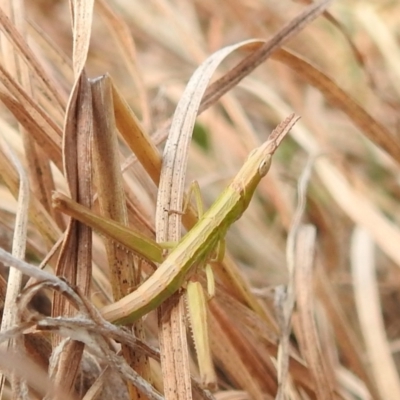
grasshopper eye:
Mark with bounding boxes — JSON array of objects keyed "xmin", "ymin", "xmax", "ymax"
[{"xmin": 258, "ymin": 157, "xmax": 271, "ymax": 177}]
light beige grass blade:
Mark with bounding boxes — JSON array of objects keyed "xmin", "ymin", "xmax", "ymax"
[
  {"xmin": 0, "ymin": 138, "xmax": 29, "ymax": 397},
  {"xmin": 356, "ymin": 4, "xmax": 400, "ymax": 98},
  {"xmin": 155, "ymin": 39, "xmax": 273, "ymax": 399},
  {"xmin": 351, "ymin": 227, "xmax": 400, "ymax": 400},
  {"xmin": 276, "ymin": 156, "xmax": 315, "ymax": 400}
]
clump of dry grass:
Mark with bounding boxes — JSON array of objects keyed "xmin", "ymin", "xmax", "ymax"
[{"xmin": 0, "ymin": 1, "xmax": 399, "ymax": 399}]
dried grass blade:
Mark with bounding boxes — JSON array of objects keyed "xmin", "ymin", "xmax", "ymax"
[
  {"xmin": 91, "ymin": 75, "xmax": 137, "ymax": 299},
  {"xmin": 351, "ymin": 227, "xmax": 400, "ymax": 400},
  {"xmin": 70, "ymin": 0, "xmax": 94, "ymax": 76},
  {"xmin": 51, "ymin": 73, "xmax": 93, "ymax": 395},
  {"xmin": 157, "ymin": 39, "xmax": 267, "ymax": 231},
  {"xmin": 112, "ymin": 81, "xmax": 162, "ymax": 184},
  {"xmin": 91, "ymin": 74, "xmax": 152, "ymax": 398},
  {"xmin": 53, "ymin": 0, "xmax": 95, "ymax": 383},
  {"xmin": 1, "ymin": 2, "xmax": 63, "ymax": 232},
  {"xmin": 316, "ymin": 268, "xmax": 380, "ymax": 399},
  {"xmin": 213, "ymin": 282, "xmax": 279, "ymax": 348},
  {"xmin": 336, "ymin": 367, "xmax": 373, "ymax": 400},
  {"xmin": 276, "ymin": 157, "xmax": 315, "ymax": 400},
  {"xmin": 27, "ymin": 20, "xmax": 73, "ymax": 94},
  {"xmin": 216, "ymin": 253, "xmax": 278, "ymax": 327},
  {"xmin": 0, "ymin": 69, "xmax": 62, "ymax": 170},
  {"xmin": 271, "ymin": 48, "xmax": 400, "ymax": 165},
  {"xmin": 155, "ymin": 39, "xmax": 271, "ymax": 399},
  {"xmin": 0, "ymin": 144, "xmax": 61, "ymax": 248},
  {"xmin": 295, "ymin": 224, "xmax": 335, "ymax": 400},
  {"xmin": 0, "ymin": 139, "xmax": 30, "ymax": 397},
  {"xmin": 0, "ymin": 7, "xmax": 66, "ymax": 110},
  {"xmin": 200, "ymin": 0, "xmax": 333, "ymax": 112},
  {"xmin": 208, "ymin": 301, "xmax": 267, "ymax": 400},
  {"xmin": 214, "ymin": 299, "xmax": 277, "ymax": 393},
  {"xmin": 96, "ymin": 0, "xmax": 152, "ymax": 129},
  {"xmin": 53, "ymin": 0, "xmax": 95, "ymax": 339}
]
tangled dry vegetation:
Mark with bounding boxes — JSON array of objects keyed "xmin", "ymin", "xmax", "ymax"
[{"xmin": 0, "ymin": 1, "xmax": 399, "ymax": 399}]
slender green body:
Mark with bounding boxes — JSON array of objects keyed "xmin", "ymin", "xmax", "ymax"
[{"xmin": 101, "ymin": 115, "xmax": 298, "ymax": 324}]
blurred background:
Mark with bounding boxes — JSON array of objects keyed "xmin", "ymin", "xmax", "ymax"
[{"xmin": 1, "ymin": 1, "xmax": 400, "ymax": 399}]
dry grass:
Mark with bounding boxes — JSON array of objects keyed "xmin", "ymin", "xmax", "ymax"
[{"xmin": 0, "ymin": 0, "xmax": 399, "ymax": 399}]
